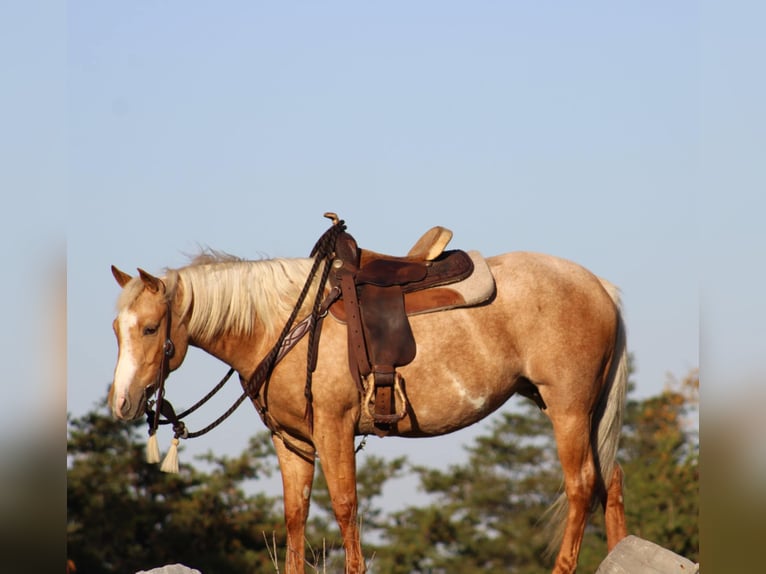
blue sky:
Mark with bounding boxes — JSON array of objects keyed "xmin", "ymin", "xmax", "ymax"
[{"xmin": 3, "ymin": 2, "xmax": 763, "ymax": 510}]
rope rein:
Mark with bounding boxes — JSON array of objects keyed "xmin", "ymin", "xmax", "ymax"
[{"xmin": 144, "ymin": 214, "xmax": 346, "ymax": 472}]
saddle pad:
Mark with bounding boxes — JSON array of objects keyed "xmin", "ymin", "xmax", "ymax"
[{"xmin": 329, "ymin": 250, "xmax": 495, "ymax": 323}]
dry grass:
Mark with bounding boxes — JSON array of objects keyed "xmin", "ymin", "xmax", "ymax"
[{"xmin": 262, "ymin": 524, "xmax": 375, "ymax": 573}]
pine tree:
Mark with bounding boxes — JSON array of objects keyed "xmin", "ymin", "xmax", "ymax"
[
  {"xmin": 620, "ymin": 369, "xmax": 699, "ymax": 562},
  {"xmin": 372, "ymin": 401, "xmax": 565, "ymax": 573},
  {"xmin": 68, "ymin": 366, "xmax": 700, "ymax": 573},
  {"xmin": 67, "ymin": 403, "xmax": 283, "ymax": 573},
  {"xmin": 370, "ymin": 367, "xmax": 700, "ymax": 572}
]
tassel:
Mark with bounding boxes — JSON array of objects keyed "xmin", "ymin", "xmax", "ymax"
[
  {"xmin": 160, "ymin": 437, "xmax": 180, "ymax": 474},
  {"xmin": 146, "ymin": 433, "xmax": 161, "ymax": 464}
]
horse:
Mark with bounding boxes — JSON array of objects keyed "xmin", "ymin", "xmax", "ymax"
[{"xmin": 107, "ymin": 227, "xmax": 628, "ymax": 574}]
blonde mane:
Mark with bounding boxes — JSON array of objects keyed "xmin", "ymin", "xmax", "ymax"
[{"xmin": 117, "ymin": 251, "xmax": 317, "ymax": 342}]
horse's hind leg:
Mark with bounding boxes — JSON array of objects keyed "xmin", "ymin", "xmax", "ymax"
[
  {"xmin": 601, "ymin": 463, "xmax": 627, "ymax": 551},
  {"xmin": 273, "ymin": 436, "xmax": 316, "ymax": 574},
  {"xmin": 549, "ymin": 412, "xmax": 598, "ymax": 574}
]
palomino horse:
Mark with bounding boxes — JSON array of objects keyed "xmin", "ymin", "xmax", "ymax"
[{"xmin": 107, "ymin": 225, "xmax": 628, "ymax": 574}]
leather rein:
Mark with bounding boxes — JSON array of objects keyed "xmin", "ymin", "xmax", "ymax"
[{"xmin": 144, "ymin": 216, "xmax": 346, "ymax": 450}]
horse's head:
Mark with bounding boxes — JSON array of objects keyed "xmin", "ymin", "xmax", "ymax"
[{"xmin": 108, "ymin": 265, "xmax": 190, "ymax": 420}]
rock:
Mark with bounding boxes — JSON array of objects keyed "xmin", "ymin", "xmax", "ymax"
[
  {"xmin": 135, "ymin": 565, "xmax": 202, "ymax": 574},
  {"xmin": 596, "ymin": 535, "xmax": 699, "ymax": 573}
]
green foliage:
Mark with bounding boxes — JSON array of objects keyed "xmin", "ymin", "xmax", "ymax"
[
  {"xmin": 371, "ymin": 403, "xmax": 567, "ymax": 573},
  {"xmin": 67, "ymin": 405, "xmax": 283, "ymax": 574},
  {"xmin": 368, "ymin": 367, "xmax": 699, "ymax": 573},
  {"xmin": 621, "ymin": 370, "xmax": 699, "ymax": 563},
  {"xmin": 67, "ymin": 367, "xmax": 699, "ymax": 573}
]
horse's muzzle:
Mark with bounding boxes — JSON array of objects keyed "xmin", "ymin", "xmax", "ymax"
[{"xmin": 113, "ymin": 387, "xmax": 150, "ymax": 421}]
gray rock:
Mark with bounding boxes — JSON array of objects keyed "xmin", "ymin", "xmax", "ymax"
[
  {"xmin": 135, "ymin": 565, "xmax": 202, "ymax": 574},
  {"xmin": 596, "ymin": 535, "xmax": 699, "ymax": 573}
]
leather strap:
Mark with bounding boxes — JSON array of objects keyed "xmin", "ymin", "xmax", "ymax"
[{"xmin": 339, "ymin": 268, "xmax": 370, "ymax": 383}]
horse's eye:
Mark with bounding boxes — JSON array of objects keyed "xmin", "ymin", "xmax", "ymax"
[{"xmin": 143, "ymin": 325, "xmax": 159, "ymax": 336}]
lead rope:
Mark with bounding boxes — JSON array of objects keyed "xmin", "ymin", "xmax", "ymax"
[
  {"xmin": 144, "ymin": 367, "xmax": 237, "ymax": 470},
  {"xmin": 146, "ymin": 214, "xmax": 346, "ymax": 473}
]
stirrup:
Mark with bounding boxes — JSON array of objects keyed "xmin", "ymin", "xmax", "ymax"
[{"xmin": 361, "ymin": 372, "xmax": 408, "ymax": 424}]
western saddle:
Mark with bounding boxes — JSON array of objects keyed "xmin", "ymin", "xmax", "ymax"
[{"xmin": 325, "ymin": 214, "xmax": 495, "ymax": 436}]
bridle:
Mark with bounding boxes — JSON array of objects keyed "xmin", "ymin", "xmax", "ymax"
[
  {"xmin": 143, "ymin": 214, "xmax": 346, "ymax": 467},
  {"xmin": 144, "ymin": 301, "xmax": 179, "ymax": 441}
]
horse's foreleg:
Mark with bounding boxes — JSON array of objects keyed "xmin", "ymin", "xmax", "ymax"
[
  {"xmin": 601, "ymin": 463, "xmax": 627, "ymax": 551},
  {"xmin": 550, "ymin": 414, "xmax": 598, "ymax": 574},
  {"xmin": 273, "ymin": 435, "xmax": 316, "ymax": 574},
  {"xmin": 314, "ymin": 426, "xmax": 365, "ymax": 573}
]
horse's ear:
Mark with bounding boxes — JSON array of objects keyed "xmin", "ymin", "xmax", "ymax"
[
  {"xmin": 111, "ymin": 265, "xmax": 133, "ymax": 287},
  {"xmin": 137, "ymin": 268, "xmax": 165, "ymax": 294}
]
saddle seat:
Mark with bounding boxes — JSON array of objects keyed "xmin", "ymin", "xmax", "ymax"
[
  {"xmin": 352, "ymin": 225, "xmax": 454, "ymax": 286},
  {"xmin": 327, "ymin": 225, "xmax": 496, "ymax": 436}
]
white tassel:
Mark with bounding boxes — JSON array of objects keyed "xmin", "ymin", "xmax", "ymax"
[
  {"xmin": 160, "ymin": 437, "xmax": 180, "ymax": 474},
  {"xmin": 146, "ymin": 433, "xmax": 161, "ymax": 464}
]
